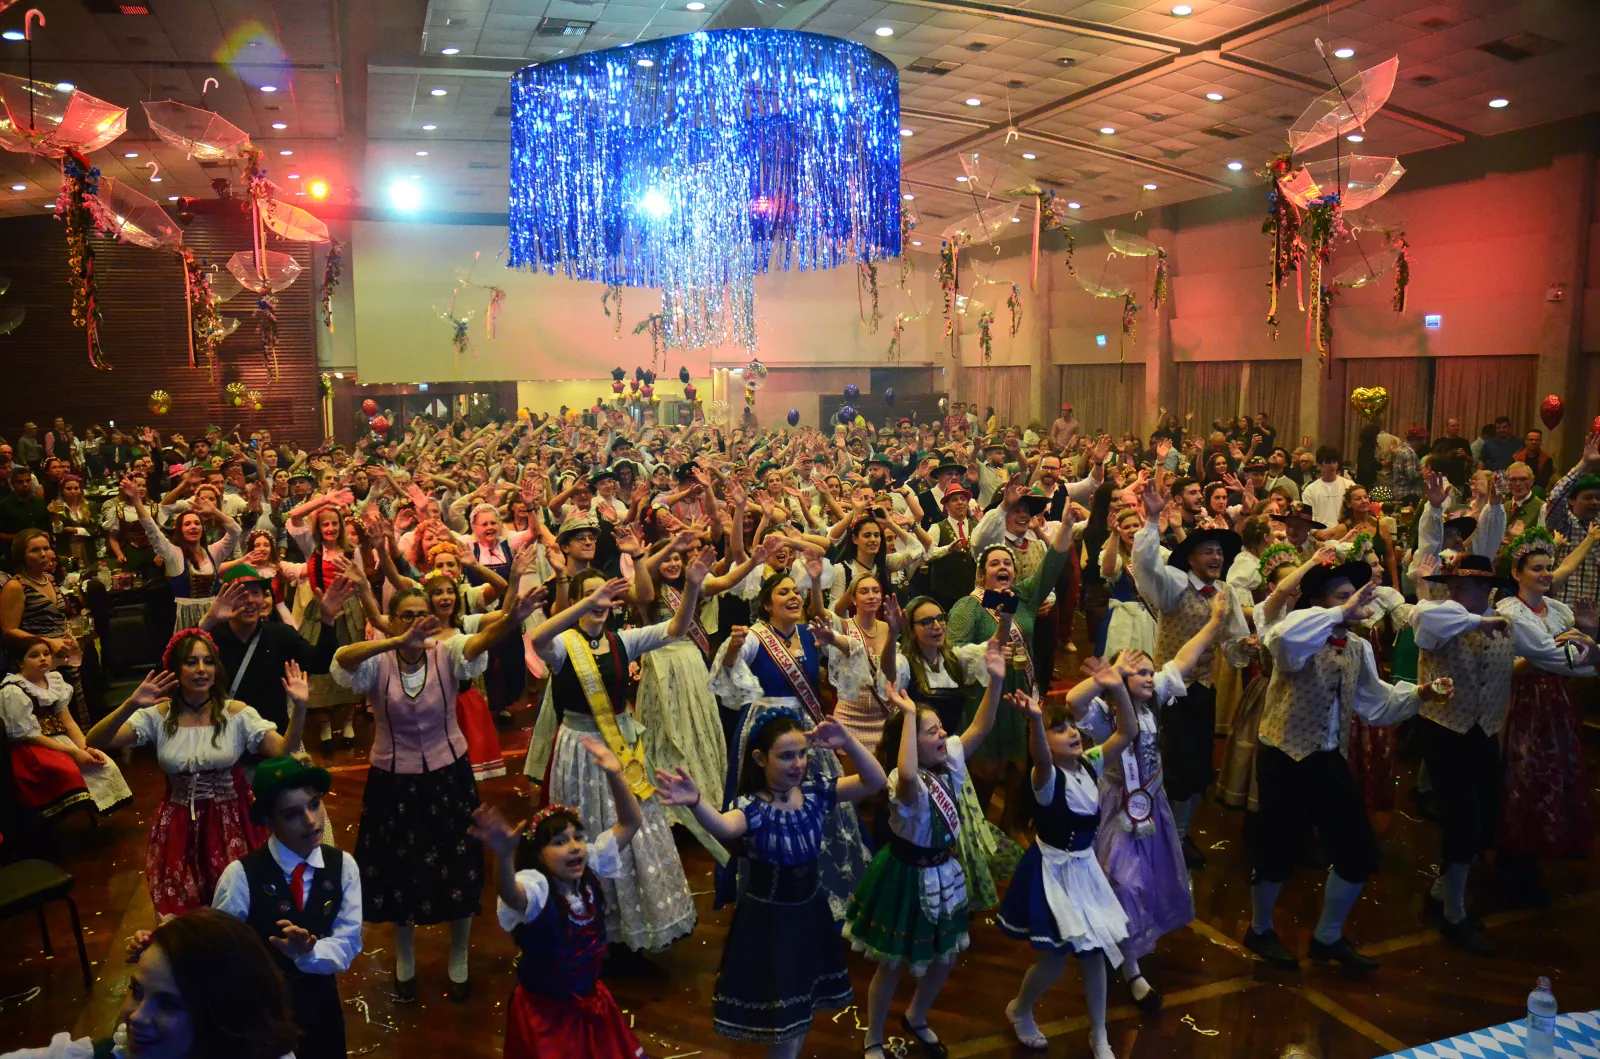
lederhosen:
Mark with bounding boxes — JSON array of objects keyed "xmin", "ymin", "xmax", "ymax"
[{"xmin": 241, "ymin": 844, "xmax": 347, "ymax": 1059}]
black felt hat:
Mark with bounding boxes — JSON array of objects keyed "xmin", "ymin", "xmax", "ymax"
[
  {"xmin": 1294, "ymin": 559, "xmax": 1373, "ymax": 609},
  {"xmin": 1166, "ymin": 526, "xmax": 1243, "ymax": 573}
]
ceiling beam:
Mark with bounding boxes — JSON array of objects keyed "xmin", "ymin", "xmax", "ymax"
[
  {"xmin": 1211, "ymin": 55, "xmax": 1471, "ymax": 144},
  {"xmin": 874, "ymin": 0, "xmax": 1182, "ymax": 53},
  {"xmin": 1012, "ymin": 129, "xmax": 1234, "ymax": 189},
  {"xmin": 899, "ymin": 106, "xmax": 990, "ymax": 130}
]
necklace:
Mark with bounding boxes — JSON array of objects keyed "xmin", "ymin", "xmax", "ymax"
[
  {"xmin": 19, "ymin": 572, "xmax": 51, "ymax": 588},
  {"xmin": 770, "ymin": 622, "xmax": 797, "ymax": 643}
]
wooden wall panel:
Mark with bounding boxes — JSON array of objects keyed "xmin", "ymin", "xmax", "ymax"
[{"xmin": 0, "ymin": 212, "xmax": 321, "ymax": 449}]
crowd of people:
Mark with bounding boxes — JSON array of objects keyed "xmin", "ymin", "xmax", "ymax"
[{"xmin": 2, "ymin": 397, "xmax": 1598, "ymax": 1059}]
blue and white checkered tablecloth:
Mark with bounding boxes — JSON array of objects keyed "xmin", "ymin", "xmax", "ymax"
[{"xmin": 1384, "ymin": 1009, "xmax": 1600, "ymax": 1059}]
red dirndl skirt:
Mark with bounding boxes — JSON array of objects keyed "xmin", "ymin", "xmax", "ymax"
[
  {"xmin": 1500, "ymin": 671, "xmax": 1593, "ymax": 859},
  {"xmin": 1346, "ymin": 717, "xmax": 1398, "ymax": 814},
  {"xmin": 456, "ymin": 687, "xmax": 506, "ymax": 781},
  {"xmin": 505, "ymin": 982, "xmax": 645, "ymax": 1059},
  {"xmin": 145, "ymin": 766, "xmax": 268, "ymax": 917},
  {"xmin": 8, "ymin": 744, "xmax": 92, "ymax": 819}
]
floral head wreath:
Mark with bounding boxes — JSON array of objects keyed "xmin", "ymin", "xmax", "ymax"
[
  {"xmin": 162, "ymin": 627, "xmax": 220, "ymax": 671},
  {"xmin": 1257, "ymin": 541, "xmax": 1300, "ymax": 580},
  {"xmin": 1507, "ymin": 524, "xmax": 1557, "ymax": 565},
  {"xmin": 527, "ymin": 802, "xmax": 581, "ymax": 832},
  {"xmin": 427, "ymin": 540, "xmax": 461, "ymax": 565}
]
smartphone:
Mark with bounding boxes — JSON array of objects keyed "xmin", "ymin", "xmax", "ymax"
[{"xmin": 982, "ymin": 589, "xmax": 1019, "ymax": 614}]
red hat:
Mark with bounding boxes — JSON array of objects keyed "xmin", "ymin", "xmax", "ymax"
[{"xmin": 943, "ymin": 484, "xmax": 972, "ymax": 502}]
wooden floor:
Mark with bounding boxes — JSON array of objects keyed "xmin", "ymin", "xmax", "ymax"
[{"xmin": 4, "ymin": 671, "xmax": 1598, "ymax": 1059}]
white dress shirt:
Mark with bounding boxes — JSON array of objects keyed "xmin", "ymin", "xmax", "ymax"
[
  {"xmin": 1127, "ymin": 520, "xmax": 1251, "ymax": 654},
  {"xmin": 212, "ymin": 835, "xmax": 364, "ymax": 975},
  {"xmin": 497, "ymin": 830, "xmax": 623, "ymax": 930}
]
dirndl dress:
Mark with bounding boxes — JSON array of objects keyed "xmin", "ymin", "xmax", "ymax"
[
  {"xmin": 453, "ymin": 619, "xmax": 506, "ymax": 781},
  {"xmin": 635, "ymin": 631, "xmax": 727, "ymax": 855},
  {"xmin": 0, "ymin": 675, "xmax": 130, "ymax": 814},
  {"xmin": 997, "ymin": 763, "xmax": 1129, "ymax": 962},
  {"xmin": 713, "ymin": 779, "xmax": 853, "ymax": 1045},
  {"xmin": 1217, "ymin": 657, "xmax": 1269, "ymax": 812},
  {"xmin": 128, "ymin": 704, "xmax": 274, "ymax": 917},
  {"xmin": 844, "ymin": 738, "xmax": 972, "ymax": 975},
  {"xmin": 1500, "ymin": 670, "xmax": 1593, "ymax": 859}
]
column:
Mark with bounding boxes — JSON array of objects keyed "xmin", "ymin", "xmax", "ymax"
[{"xmin": 1535, "ymin": 151, "xmax": 1594, "ymax": 466}]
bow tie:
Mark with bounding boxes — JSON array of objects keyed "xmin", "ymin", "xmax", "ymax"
[
  {"xmin": 1198, "ymin": 585, "xmax": 1217, "ymax": 599},
  {"xmin": 1328, "ymin": 636, "xmax": 1348, "ymax": 649}
]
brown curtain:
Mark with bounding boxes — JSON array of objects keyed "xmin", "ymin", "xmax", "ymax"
[
  {"xmin": 1336, "ymin": 357, "xmax": 1431, "ymax": 458},
  {"xmin": 1058, "ymin": 363, "xmax": 1147, "ymax": 438},
  {"xmin": 1432, "ymin": 356, "xmax": 1538, "ymax": 442},
  {"xmin": 1243, "ymin": 361, "xmax": 1301, "ymax": 446},
  {"xmin": 969, "ymin": 365, "xmax": 1032, "ymax": 427},
  {"xmin": 1176, "ymin": 361, "xmax": 1244, "ymax": 440}
]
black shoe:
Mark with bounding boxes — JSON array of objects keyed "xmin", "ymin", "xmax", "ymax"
[
  {"xmin": 1243, "ymin": 927, "xmax": 1300, "ymax": 970},
  {"xmin": 899, "ymin": 1014, "xmax": 949, "ymax": 1059},
  {"xmin": 393, "ymin": 969, "xmax": 417, "ymax": 1003},
  {"xmin": 1182, "ymin": 835, "xmax": 1208, "ymax": 869},
  {"xmin": 1307, "ymin": 935, "xmax": 1380, "ymax": 973},
  {"xmin": 1127, "ymin": 974, "xmax": 1163, "ymax": 1013},
  {"xmin": 448, "ymin": 977, "xmax": 471, "ymax": 1002},
  {"xmin": 1440, "ymin": 917, "xmax": 1497, "ymax": 958}
]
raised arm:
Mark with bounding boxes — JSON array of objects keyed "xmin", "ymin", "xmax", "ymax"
[
  {"xmin": 86, "ymin": 670, "xmax": 179, "ymax": 751},
  {"xmin": 1169, "ymin": 586, "xmax": 1229, "ymax": 683},
  {"xmin": 529, "ymin": 577, "xmax": 630, "ymax": 655},
  {"xmin": 652, "ymin": 766, "xmax": 750, "ymax": 843},
  {"xmin": 889, "ymin": 685, "xmax": 921, "ymax": 805},
  {"xmin": 957, "ymin": 635, "xmax": 1009, "ymax": 756},
  {"xmin": 463, "ymin": 582, "xmax": 546, "ymax": 661}
]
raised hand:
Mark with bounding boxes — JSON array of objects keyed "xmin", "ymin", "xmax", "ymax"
[
  {"xmin": 1338, "ymin": 581, "xmax": 1379, "ymax": 624},
  {"xmin": 580, "ymin": 734, "xmax": 623, "ymax": 775},
  {"xmin": 585, "ymin": 577, "xmax": 632, "ymax": 614},
  {"xmin": 125, "ymin": 928, "xmax": 155, "ymax": 964},
  {"xmin": 129, "ymin": 669, "xmax": 178, "ymax": 708},
  {"xmin": 1005, "ymin": 688, "xmax": 1043, "ymax": 719},
  {"xmin": 807, "ymin": 617, "xmax": 843, "ymax": 650},
  {"xmin": 882, "ymin": 595, "xmax": 905, "ymax": 638},
  {"xmin": 804, "ymin": 717, "xmax": 849, "ymax": 749},
  {"xmin": 1424, "ymin": 469, "xmax": 1449, "ymax": 510},
  {"xmin": 686, "ymin": 545, "xmax": 715, "ymax": 588},
  {"xmin": 401, "ymin": 615, "xmax": 445, "ymax": 649},
  {"xmin": 984, "ymin": 634, "xmax": 1007, "ymax": 680},
  {"xmin": 282, "ymin": 660, "xmax": 310, "ymax": 706},
  {"xmin": 325, "ymin": 487, "xmax": 356, "ymax": 508},
  {"xmin": 652, "ymin": 766, "xmax": 702, "ymax": 807},
  {"xmin": 885, "ymin": 684, "xmax": 917, "ymax": 716},
  {"xmin": 726, "ymin": 625, "xmax": 749, "ymax": 656},
  {"xmin": 467, "ymin": 804, "xmax": 525, "ymax": 857},
  {"xmin": 511, "ymin": 582, "xmax": 550, "ymax": 621},
  {"xmin": 804, "ymin": 552, "xmax": 824, "ymax": 582}
]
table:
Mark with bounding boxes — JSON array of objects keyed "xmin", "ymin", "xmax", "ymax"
[{"xmin": 1385, "ymin": 1009, "xmax": 1600, "ymax": 1059}]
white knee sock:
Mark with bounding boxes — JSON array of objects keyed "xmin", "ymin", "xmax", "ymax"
[
  {"xmin": 864, "ymin": 961, "xmax": 903, "ymax": 1048},
  {"xmin": 1250, "ymin": 880, "xmax": 1282, "ymax": 935},
  {"xmin": 1082, "ymin": 953, "xmax": 1113, "ymax": 1059},
  {"xmin": 394, "ymin": 924, "xmax": 415, "ymax": 980},
  {"xmin": 1121, "ymin": 951, "xmax": 1151, "ymax": 999},
  {"xmin": 1010, "ymin": 951, "xmax": 1068, "ymax": 1038},
  {"xmin": 906, "ymin": 956, "xmax": 956, "ymax": 1030},
  {"xmin": 1313, "ymin": 870, "xmax": 1365, "ymax": 945},
  {"xmin": 766, "ymin": 1036, "xmax": 805, "ymax": 1059},
  {"xmin": 1440, "ymin": 863, "xmax": 1470, "ymax": 924},
  {"xmin": 448, "ymin": 917, "xmax": 472, "ymax": 983}
]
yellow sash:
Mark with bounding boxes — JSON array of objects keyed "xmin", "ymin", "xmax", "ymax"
[{"xmin": 559, "ymin": 629, "xmax": 654, "ymax": 800}]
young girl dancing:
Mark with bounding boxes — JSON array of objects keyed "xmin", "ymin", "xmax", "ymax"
[
  {"xmin": 654, "ymin": 709, "xmax": 886, "ymax": 1058},
  {"xmin": 846, "ymin": 638, "xmax": 1007, "ymax": 1059},
  {"xmin": 996, "ymin": 671, "xmax": 1138, "ymax": 1057},
  {"xmin": 471, "ymin": 737, "xmax": 648, "ymax": 1059}
]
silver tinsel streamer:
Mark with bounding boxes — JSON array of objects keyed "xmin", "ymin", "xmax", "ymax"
[{"xmin": 507, "ymin": 29, "xmax": 901, "ymax": 353}]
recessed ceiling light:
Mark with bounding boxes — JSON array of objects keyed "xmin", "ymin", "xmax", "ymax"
[
  {"xmin": 260, "ymin": 84, "xmax": 277, "ymax": 93},
  {"xmin": 1205, "ymin": 91, "xmax": 1224, "ymax": 101},
  {"xmin": 150, "ymin": 176, "xmax": 161, "ymax": 182},
  {"xmin": 43, "ymin": 203, "xmax": 56, "ymax": 209},
  {"xmin": 2, "ymin": 30, "xmax": 25, "ymax": 41},
  {"xmin": 899, "ymin": 127, "xmax": 913, "ymax": 137},
  {"xmin": 1227, "ymin": 161, "xmax": 1244, "ymax": 170},
  {"xmin": 124, "ymin": 151, "xmax": 139, "ymax": 158},
  {"xmin": 287, "ymin": 173, "xmax": 300, "ymax": 179},
  {"xmin": 902, "ymin": 193, "xmax": 915, "ymax": 200},
  {"xmin": 965, "ymin": 97, "xmax": 981, "ymax": 106},
  {"xmin": 1488, "ymin": 97, "xmax": 1509, "ymax": 108},
  {"xmin": 422, "ymin": 123, "xmax": 437, "ymax": 130},
  {"xmin": 1143, "ymin": 182, "xmax": 1158, "ymax": 190},
  {"xmin": 1346, "ymin": 133, "xmax": 1364, "ymax": 142},
  {"xmin": 9, "ymin": 184, "xmax": 24, "ymax": 191},
  {"xmin": 956, "ymin": 175, "xmax": 969, "ymax": 182},
  {"xmin": 441, "ymin": 47, "xmax": 460, "ymax": 55},
  {"xmin": 1021, "ymin": 152, "xmax": 1036, "ymax": 159},
  {"xmin": 271, "ymin": 122, "xmax": 287, "ymax": 130},
  {"xmin": 1333, "ymin": 47, "xmax": 1354, "ymax": 59},
  {"xmin": 1099, "ymin": 126, "xmax": 1116, "ymax": 135},
  {"xmin": 911, "ymin": 240, "xmax": 922, "ymax": 246},
  {"xmin": 686, "ymin": 2, "xmax": 705, "ymax": 9},
  {"xmin": 410, "ymin": 173, "xmax": 422, "ymax": 180},
  {"xmin": 416, "ymin": 150, "xmax": 429, "ymax": 156},
  {"xmin": 875, "ymin": 26, "xmax": 893, "ymax": 37},
  {"xmin": 430, "ymin": 88, "xmax": 447, "ymax": 96},
  {"xmin": 55, "ymin": 82, "xmax": 75, "ymax": 92},
  {"xmin": 279, "ymin": 149, "xmax": 293, "ymax": 155},
  {"xmin": 1170, "ymin": 4, "xmax": 1193, "ymax": 14},
  {"xmin": 1066, "ymin": 201, "xmax": 1081, "ymax": 209},
  {"xmin": 1010, "ymin": 215, "xmax": 1022, "ymax": 223},
  {"xmin": 637, "ymin": 58, "xmax": 654, "ymax": 67},
  {"xmin": 168, "ymin": 195, "xmax": 180, "ymax": 201}
]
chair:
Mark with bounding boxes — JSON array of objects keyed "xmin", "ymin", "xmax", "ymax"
[{"xmin": 0, "ymin": 859, "xmax": 92, "ymax": 988}]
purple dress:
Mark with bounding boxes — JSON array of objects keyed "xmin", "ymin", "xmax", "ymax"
[{"xmin": 1086, "ymin": 671, "xmax": 1195, "ymax": 960}]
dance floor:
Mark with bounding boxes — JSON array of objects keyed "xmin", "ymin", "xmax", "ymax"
[{"xmin": 3, "ymin": 681, "xmax": 1597, "ymax": 1059}]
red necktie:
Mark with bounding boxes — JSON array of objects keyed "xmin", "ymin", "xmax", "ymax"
[
  {"xmin": 956, "ymin": 520, "xmax": 967, "ymax": 547},
  {"xmin": 1199, "ymin": 586, "xmax": 1217, "ymax": 599},
  {"xmin": 290, "ymin": 862, "xmax": 307, "ymax": 912},
  {"xmin": 1328, "ymin": 637, "xmax": 1348, "ymax": 649}
]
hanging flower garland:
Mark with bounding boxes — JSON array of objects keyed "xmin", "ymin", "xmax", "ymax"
[
  {"xmin": 1007, "ymin": 282, "xmax": 1022, "ymax": 338},
  {"xmin": 857, "ymin": 260, "xmax": 881, "ymax": 334},
  {"xmin": 148, "ymin": 390, "xmax": 171, "ymax": 415},
  {"xmin": 254, "ymin": 293, "xmax": 280, "ymax": 380},
  {"xmin": 1389, "ymin": 232, "xmax": 1411, "ymax": 313},
  {"xmin": 224, "ymin": 381, "xmax": 249, "ymax": 407},
  {"xmin": 1300, "ymin": 191, "xmax": 1345, "ymax": 361},
  {"xmin": 318, "ymin": 373, "xmax": 334, "ymax": 399},
  {"xmin": 1035, "ymin": 189, "xmax": 1075, "ymax": 277},
  {"xmin": 181, "ymin": 250, "xmax": 227, "ymax": 378},
  {"xmin": 887, "ymin": 312, "xmax": 905, "ymax": 363},
  {"xmin": 320, "ymin": 239, "xmax": 343, "ymax": 332},
  {"xmin": 1259, "ymin": 151, "xmax": 1302, "ymax": 340},
  {"xmin": 440, "ymin": 309, "xmax": 473, "ymax": 356},
  {"xmin": 57, "ymin": 154, "xmax": 109, "ymax": 369},
  {"xmin": 937, "ymin": 241, "xmax": 957, "ymax": 339},
  {"xmin": 483, "ymin": 286, "xmax": 505, "ymax": 339},
  {"xmin": 1120, "ymin": 292, "xmax": 1140, "ymax": 365},
  {"xmin": 898, "ymin": 213, "xmax": 917, "ymax": 291},
  {"xmin": 245, "ymin": 389, "xmax": 264, "ymax": 411},
  {"xmin": 631, "ymin": 312, "xmax": 665, "ymax": 364},
  {"xmin": 1151, "ymin": 247, "xmax": 1170, "ymax": 310},
  {"xmin": 977, "ymin": 310, "xmax": 994, "ymax": 365},
  {"xmin": 602, "ymin": 284, "xmax": 624, "ymax": 339}
]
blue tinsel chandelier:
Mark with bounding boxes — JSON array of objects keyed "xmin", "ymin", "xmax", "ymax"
[{"xmin": 507, "ymin": 29, "xmax": 902, "ymax": 353}]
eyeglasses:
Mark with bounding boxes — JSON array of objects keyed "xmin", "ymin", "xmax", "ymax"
[{"xmin": 913, "ymin": 615, "xmax": 948, "ymax": 628}]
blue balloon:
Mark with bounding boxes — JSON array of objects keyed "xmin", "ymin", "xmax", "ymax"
[
  {"xmin": 839, "ymin": 404, "xmax": 856, "ymax": 422},
  {"xmin": 843, "ymin": 383, "xmax": 860, "ymax": 400},
  {"xmin": 787, "ymin": 408, "xmax": 800, "ymax": 426},
  {"xmin": 884, "ymin": 387, "xmax": 895, "ymax": 406}
]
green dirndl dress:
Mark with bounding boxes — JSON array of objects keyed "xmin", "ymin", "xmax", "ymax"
[{"xmin": 844, "ymin": 754, "xmax": 971, "ymax": 976}]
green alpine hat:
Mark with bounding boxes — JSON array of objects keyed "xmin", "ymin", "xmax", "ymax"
[
  {"xmin": 249, "ymin": 755, "xmax": 332, "ymax": 825},
  {"xmin": 218, "ymin": 563, "xmax": 272, "ymax": 587}
]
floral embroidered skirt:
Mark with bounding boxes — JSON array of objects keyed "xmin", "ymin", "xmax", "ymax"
[
  {"xmin": 1500, "ymin": 671, "xmax": 1593, "ymax": 859},
  {"xmin": 356, "ymin": 755, "xmax": 484, "ymax": 925},
  {"xmin": 146, "ymin": 766, "xmax": 266, "ymax": 917}
]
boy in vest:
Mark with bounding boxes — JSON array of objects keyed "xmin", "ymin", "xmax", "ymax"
[
  {"xmin": 1129, "ymin": 483, "xmax": 1251, "ymax": 868},
  {"xmin": 921, "ymin": 484, "xmax": 979, "ymax": 612},
  {"xmin": 1244, "ymin": 561, "xmax": 1453, "ymax": 971},
  {"xmin": 1411, "ymin": 554, "xmax": 1519, "ymax": 957},
  {"xmin": 213, "ymin": 756, "xmax": 363, "ymax": 1059}
]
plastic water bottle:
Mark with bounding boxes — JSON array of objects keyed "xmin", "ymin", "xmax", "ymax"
[{"xmin": 1526, "ymin": 976, "xmax": 1557, "ymax": 1059}]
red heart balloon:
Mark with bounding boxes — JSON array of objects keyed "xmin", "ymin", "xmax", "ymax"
[
  {"xmin": 1540, "ymin": 394, "xmax": 1563, "ymax": 430},
  {"xmin": 1592, "ymin": 414, "xmax": 1600, "ymax": 435},
  {"xmin": 361, "ymin": 398, "xmax": 377, "ymax": 417}
]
